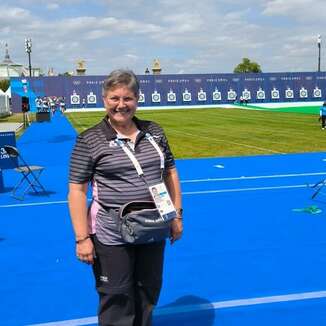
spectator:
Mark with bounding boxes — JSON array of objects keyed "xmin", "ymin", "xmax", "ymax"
[{"xmin": 319, "ymin": 101, "xmax": 326, "ymax": 130}]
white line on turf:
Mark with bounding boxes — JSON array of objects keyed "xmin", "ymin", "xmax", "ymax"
[
  {"xmin": 27, "ymin": 290, "xmax": 326, "ymax": 326},
  {"xmin": 174, "ymin": 129, "xmax": 284, "ymax": 154},
  {"xmin": 181, "ymin": 172, "xmax": 326, "ymax": 183},
  {"xmin": 0, "ymin": 184, "xmax": 312, "ymax": 208},
  {"xmin": 0, "ymin": 200, "xmax": 70, "ymax": 208},
  {"xmin": 1, "ymin": 172, "xmax": 320, "ymax": 208},
  {"xmin": 183, "ymin": 184, "xmax": 308, "ymax": 195}
]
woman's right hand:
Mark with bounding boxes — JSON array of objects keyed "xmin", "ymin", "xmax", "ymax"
[{"xmin": 76, "ymin": 239, "xmax": 95, "ymax": 265}]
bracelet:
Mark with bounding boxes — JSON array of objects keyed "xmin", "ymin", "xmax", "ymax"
[{"xmin": 75, "ymin": 235, "xmax": 90, "ymax": 244}]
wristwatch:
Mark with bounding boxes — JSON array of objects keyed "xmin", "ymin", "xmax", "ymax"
[{"xmin": 176, "ymin": 208, "xmax": 183, "ymax": 219}]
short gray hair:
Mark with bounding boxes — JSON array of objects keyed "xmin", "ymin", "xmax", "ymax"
[{"xmin": 102, "ymin": 69, "xmax": 139, "ymax": 97}]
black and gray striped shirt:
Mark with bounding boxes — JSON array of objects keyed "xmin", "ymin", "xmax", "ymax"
[{"xmin": 69, "ymin": 116, "xmax": 175, "ymax": 245}]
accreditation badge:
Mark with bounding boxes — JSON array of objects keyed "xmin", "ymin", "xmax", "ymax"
[{"xmin": 149, "ymin": 183, "xmax": 177, "ymax": 221}]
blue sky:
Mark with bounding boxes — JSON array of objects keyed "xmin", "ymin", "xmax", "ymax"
[{"xmin": 0, "ymin": 0, "xmax": 325, "ymax": 75}]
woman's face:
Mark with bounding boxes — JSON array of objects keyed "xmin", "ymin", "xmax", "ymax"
[{"xmin": 103, "ymin": 85, "xmax": 138, "ymax": 125}]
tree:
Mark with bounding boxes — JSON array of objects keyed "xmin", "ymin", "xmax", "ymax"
[
  {"xmin": 58, "ymin": 72, "xmax": 73, "ymax": 76},
  {"xmin": 233, "ymin": 58, "xmax": 262, "ymax": 73},
  {"xmin": 0, "ymin": 79, "xmax": 10, "ymax": 92}
]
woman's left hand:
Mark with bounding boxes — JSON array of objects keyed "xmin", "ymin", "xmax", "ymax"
[{"xmin": 170, "ymin": 218, "xmax": 183, "ymax": 244}]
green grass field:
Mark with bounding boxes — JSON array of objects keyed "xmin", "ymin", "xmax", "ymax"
[
  {"xmin": 0, "ymin": 113, "xmax": 36, "ymax": 138},
  {"xmin": 0, "ymin": 113, "xmax": 35, "ymax": 123},
  {"xmin": 242, "ymin": 104, "xmax": 320, "ymax": 114},
  {"xmin": 65, "ymin": 107, "xmax": 326, "ymax": 159}
]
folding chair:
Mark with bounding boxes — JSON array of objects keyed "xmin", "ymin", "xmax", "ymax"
[
  {"xmin": 310, "ymin": 178, "xmax": 326, "ymax": 200},
  {"xmin": 4, "ymin": 145, "xmax": 47, "ymax": 200}
]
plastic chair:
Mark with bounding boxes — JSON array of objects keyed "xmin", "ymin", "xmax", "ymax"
[{"xmin": 3, "ymin": 145, "xmax": 47, "ymax": 200}]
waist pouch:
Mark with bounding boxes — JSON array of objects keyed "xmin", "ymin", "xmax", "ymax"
[{"xmin": 119, "ymin": 201, "xmax": 171, "ymax": 244}]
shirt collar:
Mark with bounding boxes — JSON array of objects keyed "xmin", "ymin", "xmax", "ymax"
[{"xmin": 100, "ymin": 115, "xmax": 150, "ymax": 141}]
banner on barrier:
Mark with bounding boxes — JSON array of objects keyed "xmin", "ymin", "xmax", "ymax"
[
  {"xmin": 0, "ymin": 132, "xmax": 17, "ymax": 169},
  {"xmin": 10, "ymin": 72, "xmax": 326, "ymax": 112}
]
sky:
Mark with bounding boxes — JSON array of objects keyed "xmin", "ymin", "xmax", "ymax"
[{"xmin": 1, "ymin": 0, "xmax": 325, "ymax": 76}]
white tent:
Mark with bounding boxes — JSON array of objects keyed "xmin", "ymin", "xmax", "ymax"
[
  {"xmin": 0, "ymin": 89, "xmax": 10, "ymax": 116},
  {"xmin": 5, "ymin": 86, "xmax": 11, "ymax": 98}
]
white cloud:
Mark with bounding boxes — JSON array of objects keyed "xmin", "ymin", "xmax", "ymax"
[
  {"xmin": 46, "ymin": 3, "xmax": 59, "ymax": 10},
  {"xmin": 263, "ymin": 0, "xmax": 326, "ymax": 22},
  {"xmin": 0, "ymin": 5, "xmax": 31, "ymax": 24},
  {"xmin": 125, "ymin": 54, "xmax": 138, "ymax": 59},
  {"xmin": 0, "ymin": 0, "xmax": 325, "ymax": 74},
  {"xmin": 85, "ymin": 30, "xmax": 110, "ymax": 40}
]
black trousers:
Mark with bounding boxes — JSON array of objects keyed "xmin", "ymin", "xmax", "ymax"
[
  {"xmin": 321, "ymin": 115, "xmax": 326, "ymax": 128},
  {"xmin": 92, "ymin": 236, "xmax": 166, "ymax": 326}
]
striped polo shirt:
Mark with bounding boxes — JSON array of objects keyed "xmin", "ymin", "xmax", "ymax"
[{"xmin": 69, "ymin": 116, "xmax": 175, "ymax": 245}]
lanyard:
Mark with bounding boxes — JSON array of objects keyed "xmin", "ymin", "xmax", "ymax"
[{"xmin": 115, "ymin": 133, "xmax": 165, "ymax": 181}]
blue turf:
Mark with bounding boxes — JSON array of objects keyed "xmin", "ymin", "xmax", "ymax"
[{"xmin": 1, "ymin": 114, "xmax": 326, "ymax": 325}]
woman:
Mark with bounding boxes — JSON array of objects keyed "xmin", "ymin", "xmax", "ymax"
[{"xmin": 68, "ymin": 69, "xmax": 183, "ymax": 326}]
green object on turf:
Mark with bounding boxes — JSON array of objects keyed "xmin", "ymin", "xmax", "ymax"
[{"xmin": 292, "ymin": 205, "xmax": 322, "ymax": 214}]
